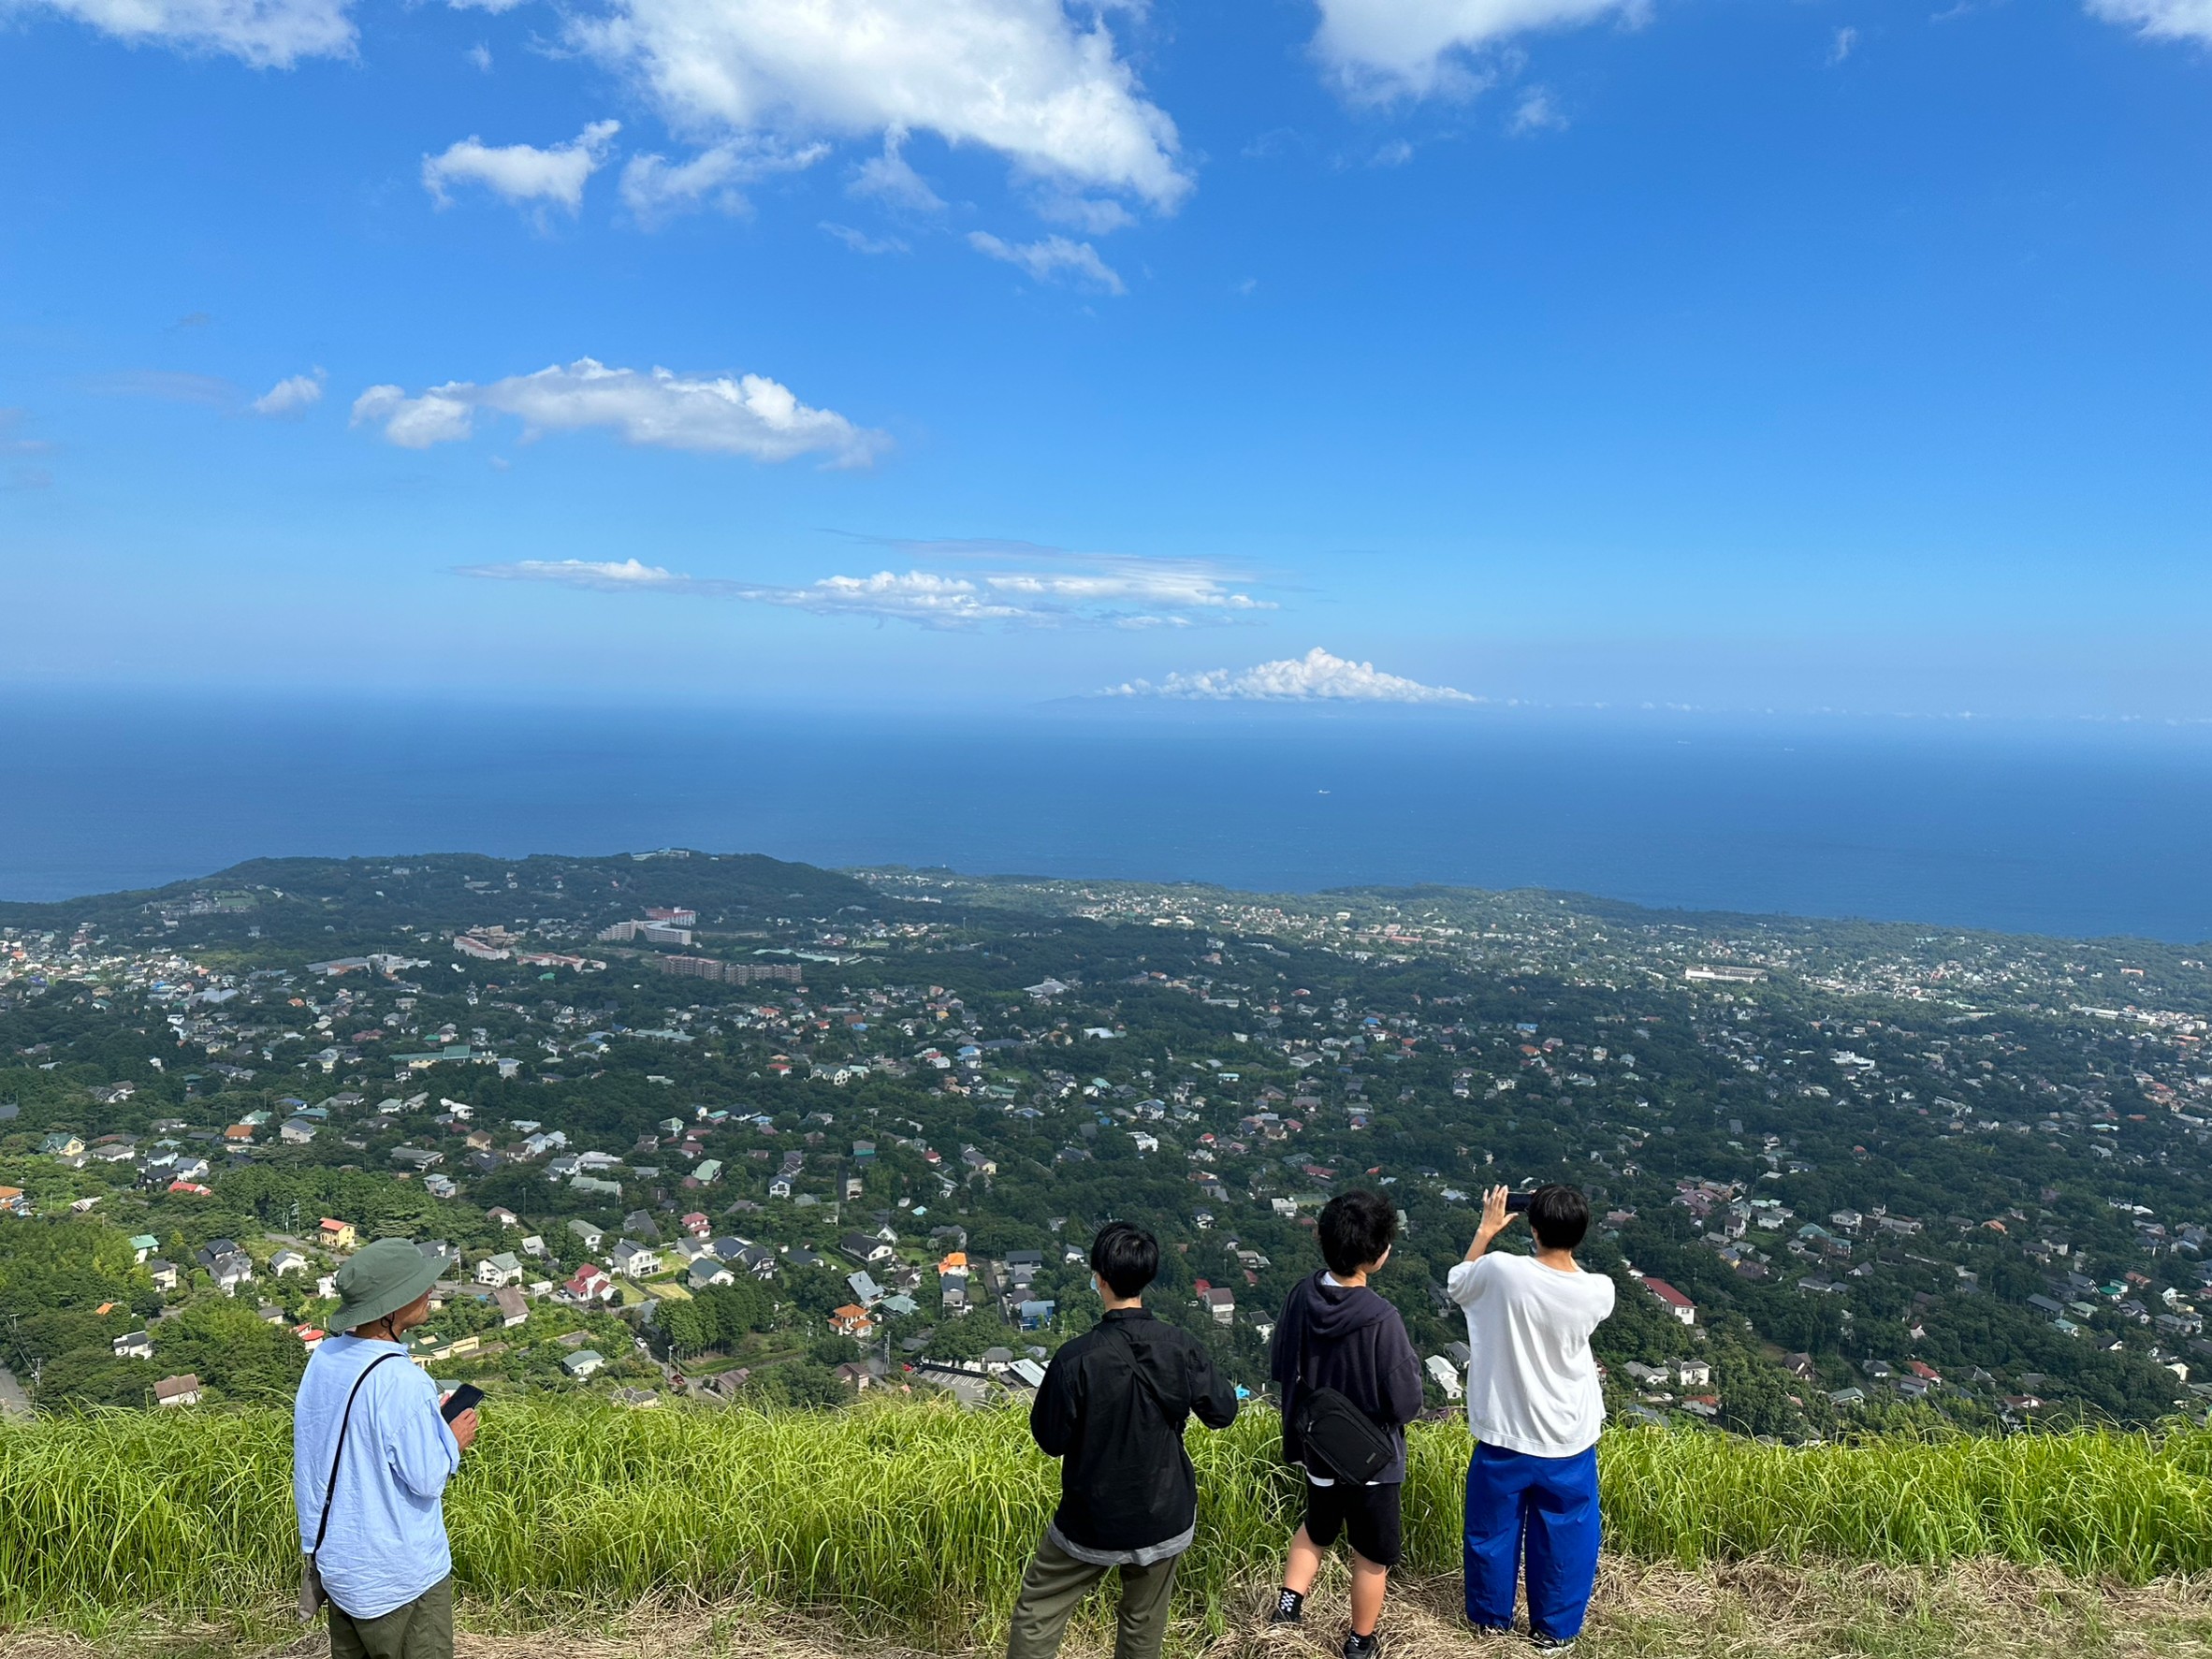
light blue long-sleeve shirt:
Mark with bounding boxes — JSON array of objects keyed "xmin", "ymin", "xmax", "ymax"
[{"xmin": 293, "ymin": 1333, "xmax": 461, "ymax": 1620}]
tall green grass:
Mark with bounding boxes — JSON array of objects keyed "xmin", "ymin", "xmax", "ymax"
[{"xmin": 6, "ymin": 1404, "xmax": 2212, "ymax": 1638}]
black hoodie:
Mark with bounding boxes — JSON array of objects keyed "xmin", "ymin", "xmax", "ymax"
[
  {"xmin": 1029, "ymin": 1306, "xmax": 1240, "ymax": 1556},
  {"xmin": 1269, "ymin": 1272, "xmax": 1425, "ymax": 1484}
]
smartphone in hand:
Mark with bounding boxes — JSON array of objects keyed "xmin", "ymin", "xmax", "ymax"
[
  {"xmin": 440, "ymin": 1383, "xmax": 485, "ymax": 1423},
  {"xmin": 1505, "ymin": 1192, "xmax": 1535, "ymax": 1214}
]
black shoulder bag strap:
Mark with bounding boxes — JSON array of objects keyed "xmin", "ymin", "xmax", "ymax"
[
  {"xmin": 299, "ymin": 1351, "xmax": 398, "ymax": 1619},
  {"xmin": 1100, "ymin": 1317, "xmax": 1173, "ymax": 1418}
]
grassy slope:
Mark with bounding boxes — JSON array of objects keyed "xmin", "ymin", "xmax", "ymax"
[{"xmin": 7, "ymin": 1400, "xmax": 2212, "ymax": 1648}]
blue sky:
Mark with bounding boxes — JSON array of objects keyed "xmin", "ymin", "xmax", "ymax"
[{"xmin": 6, "ymin": 0, "xmax": 2212, "ymax": 718}]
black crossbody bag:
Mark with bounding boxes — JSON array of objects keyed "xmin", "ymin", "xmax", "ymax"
[
  {"xmin": 1288, "ymin": 1314, "xmax": 1397, "ymax": 1486},
  {"xmin": 298, "ymin": 1352, "xmax": 398, "ymax": 1620}
]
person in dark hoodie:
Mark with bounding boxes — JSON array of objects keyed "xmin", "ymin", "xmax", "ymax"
[
  {"xmin": 1268, "ymin": 1190, "xmax": 1425, "ymax": 1659},
  {"xmin": 1008, "ymin": 1221, "xmax": 1240, "ymax": 1659}
]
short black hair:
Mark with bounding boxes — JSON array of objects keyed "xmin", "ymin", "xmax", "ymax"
[
  {"xmin": 1527, "ymin": 1185, "xmax": 1590, "ymax": 1252},
  {"xmin": 1317, "ymin": 1190, "xmax": 1398, "ymax": 1277},
  {"xmin": 1089, "ymin": 1221, "xmax": 1159, "ymax": 1299}
]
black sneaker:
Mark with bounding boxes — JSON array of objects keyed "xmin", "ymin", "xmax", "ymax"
[
  {"xmin": 1530, "ymin": 1637, "xmax": 1576, "ymax": 1653},
  {"xmin": 1343, "ymin": 1631, "xmax": 1379, "ymax": 1659},
  {"xmin": 1269, "ymin": 1589, "xmax": 1305, "ymax": 1626}
]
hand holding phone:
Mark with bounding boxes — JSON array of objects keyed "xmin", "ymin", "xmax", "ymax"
[
  {"xmin": 1505, "ymin": 1191, "xmax": 1535, "ymax": 1214},
  {"xmin": 440, "ymin": 1383, "xmax": 484, "ymax": 1423}
]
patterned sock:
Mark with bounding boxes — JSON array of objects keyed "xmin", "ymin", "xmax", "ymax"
[{"xmin": 1273, "ymin": 1589, "xmax": 1306, "ymax": 1623}]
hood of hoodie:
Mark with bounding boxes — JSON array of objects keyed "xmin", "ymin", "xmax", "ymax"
[{"xmin": 1292, "ymin": 1271, "xmax": 1398, "ymax": 1342}]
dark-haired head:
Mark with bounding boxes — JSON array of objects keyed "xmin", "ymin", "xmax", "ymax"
[
  {"xmin": 1089, "ymin": 1221, "xmax": 1159, "ymax": 1300},
  {"xmin": 1527, "ymin": 1185, "xmax": 1590, "ymax": 1252},
  {"xmin": 1317, "ymin": 1190, "xmax": 1398, "ymax": 1277}
]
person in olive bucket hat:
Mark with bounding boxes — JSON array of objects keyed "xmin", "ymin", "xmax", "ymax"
[{"xmin": 292, "ymin": 1238, "xmax": 480, "ymax": 1659}]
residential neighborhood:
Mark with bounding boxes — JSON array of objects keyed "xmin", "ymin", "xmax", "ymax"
[{"xmin": 1, "ymin": 851, "xmax": 2208, "ymax": 1434}]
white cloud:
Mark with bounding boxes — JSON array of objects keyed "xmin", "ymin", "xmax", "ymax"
[
  {"xmin": 352, "ymin": 385, "xmax": 474, "ymax": 447},
  {"xmin": 1827, "ymin": 24, "xmax": 1856, "ymax": 62},
  {"xmin": 1313, "ymin": 0, "xmax": 1641, "ymax": 99},
  {"xmin": 250, "ymin": 368, "xmax": 326, "ymax": 416},
  {"xmin": 1031, "ymin": 191, "xmax": 1138, "ymax": 234},
  {"xmin": 423, "ymin": 121, "xmax": 620, "ymax": 212},
  {"xmin": 821, "ymin": 222, "xmax": 910, "ymax": 255},
  {"xmin": 1105, "ymin": 647, "xmax": 1478, "ymax": 704},
  {"xmin": 848, "ymin": 126, "xmax": 945, "ymax": 211},
  {"xmin": 7, "ymin": 0, "xmax": 353, "ymax": 65},
  {"xmin": 460, "ymin": 545, "xmax": 1270, "ymax": 629},
  {"xmin": 2086, "ymin": 0, "xmax": 2212, "ymax": 40},
  {"xmin": 458, "ymin": 558, "xmax": 689, "ymax": 589},
  {"xmin": 968, "ymin": 231, "xmax": 1125, "ymax": 295},
  {"xmin": 748, "ymin": 570, "xmax": 1036, "ymax": 624},
  {"xmin": 574, "ymin": 0, "xmax": 1189, "ymax": 214},
  {"xmin": 982, "ymin": 565, "xmax": 1269, "ymax": 618},
  {"xmin": 1507, "ymin": 86, "xmax": 1566, "ymax": 134},
  {"xmin": 351, "ymin": 357, "xmax": 884, "ymax": 465},
  {"xmin": 621, "ymin": 137, "xmax": 828, "ymax": 223},
  {"xmin": 459, "ymin": 562, "xmax": 1031, "ymax": 623}
]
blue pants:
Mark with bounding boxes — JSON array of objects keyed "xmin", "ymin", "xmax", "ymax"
[{"xmin": 1463, "ymin": 1442, "xmax": 1601, "ymax": 1641}]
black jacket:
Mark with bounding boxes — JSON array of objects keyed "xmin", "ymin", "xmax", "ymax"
[
  {"xmin": 1029, "ymin": 1306, "xmax": 1240, "ymax": 1552},
  {"xmin": 1269, "ymin": 1272, "xmax": 1425, "ymax": 1484}
]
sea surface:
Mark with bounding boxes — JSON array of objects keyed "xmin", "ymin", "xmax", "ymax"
[{"xmin": 3, "ymin": 693, "xmax": 2209, "ymax": 943}]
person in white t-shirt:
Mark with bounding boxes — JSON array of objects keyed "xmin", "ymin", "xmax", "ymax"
[{"xmin": 1446, "ymin": 1184, "xmax": 1615, "ymax": 1652}]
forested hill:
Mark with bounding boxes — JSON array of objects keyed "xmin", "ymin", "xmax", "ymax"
[{"xmin": 0, "ymin": 851, "xmax": 878, "ymax": 958}]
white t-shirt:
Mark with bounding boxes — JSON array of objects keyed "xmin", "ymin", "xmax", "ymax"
[{"xmin": 1447, "ymin": 1253, "xmax": 1616, "ymax": 1458}]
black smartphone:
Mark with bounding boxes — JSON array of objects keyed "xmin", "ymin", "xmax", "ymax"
[
  {"xmin": 1505, "ymin": 1192, "xmax": 1535, "ymax": 1214},
  {"xmin": 440, "ymin": 1383, "xmax": 485, "ymax": 1423}
]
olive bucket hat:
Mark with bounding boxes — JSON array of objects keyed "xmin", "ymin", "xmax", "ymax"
[{"xmin": 330, "ymin": 1237, "xmax": 443, "ymax": 1332}]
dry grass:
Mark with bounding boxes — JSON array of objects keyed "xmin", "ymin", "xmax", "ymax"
[{"xmin": 8, "ymin": 1558, "xmax": 2212, "ymax": 1659}]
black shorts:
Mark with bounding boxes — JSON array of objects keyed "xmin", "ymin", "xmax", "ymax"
[{"xmin": 1303, "ymin": 1478, "xmax": 1403, "ymax": 1569}]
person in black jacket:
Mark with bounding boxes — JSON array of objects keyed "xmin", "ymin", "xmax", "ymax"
[
  {"xmin": 1268, "ymin": 1191, "xmax": 1425, "ymax": 1659},
  {"xmin": 1008, "ymin": 1221, "xmax": 1240, "ymax": 1659}
]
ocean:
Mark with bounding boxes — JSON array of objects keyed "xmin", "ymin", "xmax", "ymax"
[{"xmin": 3, "ymin": 692, "xmax": 2209, "ymax": 942}]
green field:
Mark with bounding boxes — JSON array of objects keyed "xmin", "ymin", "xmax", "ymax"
[{"xmin": 7, "ymin": 1403, "xmax": 2212, "ymax": 1646}]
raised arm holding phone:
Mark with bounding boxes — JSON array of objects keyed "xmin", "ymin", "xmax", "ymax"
[{"xmin": 1447, "ymin": 1185, "xmax": 1615, "ymax": 1652}]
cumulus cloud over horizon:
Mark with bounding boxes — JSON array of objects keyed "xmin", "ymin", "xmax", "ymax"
[
  {"xmin": 351, "ymin": 357, "xmax": 884, "ymax": 465},
  {"xmin": 1104, "ymin": 646, "xmax": 1477, "ymax": 704},
  {"xmin": 458, "ymin": 546, "xmax": 1271, "ymax": 629}
]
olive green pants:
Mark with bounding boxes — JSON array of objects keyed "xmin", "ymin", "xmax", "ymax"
[
  {"xmin": 330, "ymin": 1576, "xmax": 454, "ymax": 1659},
  {"xmin": 1006, "ymin": 1535, "xmax": 1180, "ymax": 1659}
]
